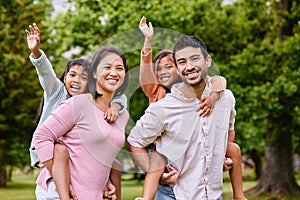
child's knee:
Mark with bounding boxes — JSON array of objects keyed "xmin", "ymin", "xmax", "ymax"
[
  {"xmin": 149, "ymin": 152, "xmax": 166, "ymax": 172},
  {"xmin": 112, "ymin": 159, "xmax": 122, "ymax": 172},
  {"xmin": 54, "ymin": 144, "xmax": 69, "ymax": 160},
  {"xmin": 226, "ymin": 142, "xmax": 241, "ymax": 158}
]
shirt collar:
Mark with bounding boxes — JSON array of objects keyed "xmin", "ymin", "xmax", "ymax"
[{"xmin": 171, "ymin": 77, "xmax": 212, "ymax": 101}]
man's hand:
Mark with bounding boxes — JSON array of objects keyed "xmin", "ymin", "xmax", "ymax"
[
  {"xmin": 25, "ymin": 23, "xmax": 41, "ymax": 58},
  {"xmin": 159, "ymin": 165, "xmax": 180, "ymax": 186},
  {"xmin": 103, "ymin": 179, "xmax": 116, "ymax": 200}
]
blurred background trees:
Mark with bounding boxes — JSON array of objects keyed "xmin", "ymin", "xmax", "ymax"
[{"xmin": 0, "ymin": 0, "xmax": 299, "ymax": 198}]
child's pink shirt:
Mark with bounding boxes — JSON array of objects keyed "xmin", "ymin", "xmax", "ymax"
[{"xmin": 33, "ymin": 94, "xmax": 129, "ymax": 200}]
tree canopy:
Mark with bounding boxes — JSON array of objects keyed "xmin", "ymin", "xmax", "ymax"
[{"xmin": 1, "ymin": 0, "xmax": 300, "ymax": 197}]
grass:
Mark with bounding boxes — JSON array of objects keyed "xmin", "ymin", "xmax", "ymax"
[{"xmin": 0, "ymin": 168, "xmax": 299, "ymax": 200}]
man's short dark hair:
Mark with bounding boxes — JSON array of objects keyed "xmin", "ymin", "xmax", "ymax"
[{"xmin": 173, "ymin": 35, "xmax": 209, "ymax": 63}]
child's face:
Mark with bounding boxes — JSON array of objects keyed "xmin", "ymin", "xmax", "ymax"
[
  {"xmin": 155, "ymin": 56, "xmax": 179, "ymax": 88},
  {"xmin": 64, "ymin": 65, "xmax": 89, "ymax": 96}
]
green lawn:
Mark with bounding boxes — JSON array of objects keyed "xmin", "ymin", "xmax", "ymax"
[{"xmin": 0, "ymin": 168, "xmax": 299, "ymax": 200}]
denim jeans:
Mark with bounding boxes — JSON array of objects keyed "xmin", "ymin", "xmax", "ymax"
[
  {"xmin": 155, "ymin": 184, "xmax": 223, "ymax": 200},
  {"xmin": 155, "ymin": 185, "xmax": 176, "ymax": 200}
]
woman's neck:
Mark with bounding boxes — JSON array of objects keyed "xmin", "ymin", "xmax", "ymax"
[{"xmin": 94, "ymin": 91, "xmax": 113, "ymax": 111}]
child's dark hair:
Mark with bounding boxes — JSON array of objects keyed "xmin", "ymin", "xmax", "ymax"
[
  {"xmin": 89, "ymin": 46, "xmax": 129, "ymax": 99},
  {"xmin": 35, "ymin": 58, "xmax": 91, "ymax": 124},
  {"xmin": 153, "ymin": 49, "xmax": 173, "ymax": 72},
  {"xmin": 59, "ymin": 59, "xmax": 91, "ymax": 93},
  {"xmin": 153, "ymin": 49, "xmax": 182, "ymax": 92},
  {"xmin": 173, "ymin": 35, "xmax": 208, "ymax": 66}
]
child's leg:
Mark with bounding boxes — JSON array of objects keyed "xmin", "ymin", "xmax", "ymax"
[
  {"xmin": 142, "ymin": 152, "xmax": 166, "ymax": 200},
  {"xmin": 52, "ymin": 143, "xmax": 71, "ymax": 200},
  {"xmin": 110, "ymin": 159, "xmax": 122, "ymax": 200},
  {"xmin": 226, "ymin": 142, "xmax": 246, "ymax": 200}
]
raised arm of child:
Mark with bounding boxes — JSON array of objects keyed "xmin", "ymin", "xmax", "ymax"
[{"xmin": 139, "ymin": 16, "xmax": 167, "ymax": 104}]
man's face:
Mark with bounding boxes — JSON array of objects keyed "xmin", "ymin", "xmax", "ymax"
[{"xmin": 175, "ymin": 46, "xmax": 211, "ymax": 86}]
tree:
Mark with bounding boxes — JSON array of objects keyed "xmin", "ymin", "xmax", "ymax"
[
  {"xmin": 44, "ymin": 0, "xmax": 300, "ymax": 197},
  {"xmin": 225, "ymin": 0, "xmax": 300, "ymax": 197},
  {"xmin": 0, "ymin": 0, "xmax": 52, "ymax": 187},
  {"xmin": 2, "ymin": 0, "xmax": 299, "ymax": 198}
]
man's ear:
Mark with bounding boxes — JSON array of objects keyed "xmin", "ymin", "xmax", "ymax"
[{"xmin": 206, "ymin": 55, "xmax": 212, "ymax": 68}]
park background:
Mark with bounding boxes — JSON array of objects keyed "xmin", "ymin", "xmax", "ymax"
[{"xmin": 0, "ymin": 0, "xmax": 299, "ymax": 199}]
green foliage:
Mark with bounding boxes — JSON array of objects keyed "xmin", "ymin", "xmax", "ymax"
[
  {"xmin": 1, "ymin": 0, "xmax": 300, "ymax": 194},
  {"xmin": 0, "ymin": 0, "xmax": 52, "ymax": 168}
]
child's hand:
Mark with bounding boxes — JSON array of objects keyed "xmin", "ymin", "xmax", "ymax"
[
  {"xmin": 25, "ymin": 23, "xmax": 41, "ymax": 58},
  {"xmin": 197, "ymin": 96, "xmax": 213, "ymax": 117},
  {"xmin": 103, "ymin": 179, "xmax": 117, "ymax": 200},
  {"xmin": 139, "ymin": 16, "xmax": 153, "ymax": 39},
  {"xmin": 104, "ymin": 103, "xmax": 120, "ymax": 123}
]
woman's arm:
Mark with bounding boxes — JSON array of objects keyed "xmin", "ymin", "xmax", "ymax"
[{"xmin": 33, "ymin": 98, "xmax": 75, "ymax": 166}]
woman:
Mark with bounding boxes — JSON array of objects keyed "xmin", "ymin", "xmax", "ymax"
[{"xmin": 33, "ymin": 46, "xmax": 129, "ymax": 200}]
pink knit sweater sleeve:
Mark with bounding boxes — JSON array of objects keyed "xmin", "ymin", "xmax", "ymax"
[{"xmin": 33, "ymin": 99, "xmax": 75, "ymax": 163}]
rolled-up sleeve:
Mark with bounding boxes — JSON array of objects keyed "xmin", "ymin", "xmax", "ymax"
[{"xmin": 127, "ymin": 104, "xmax": 165, "ymax": 148}]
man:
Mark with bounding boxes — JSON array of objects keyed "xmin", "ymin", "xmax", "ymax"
[{"xmin": 128, "ymin": 34, "xmax": 236, "ymax": 199}]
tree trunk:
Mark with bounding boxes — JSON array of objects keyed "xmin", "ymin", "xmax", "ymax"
[
  {"xmin": 246, "ymin": 116, "xmax": 300, "ymax": 197},
  {"xmin": 250, "ymin": 149, "xmax": 262, "ymax": 179},
  {"xmin": 246, "ymin": 0, "xmax": 300, "ymax": 197},
  {"xmin": 0, "ymin": 148, "xmax": 7, "ymax": 187}
]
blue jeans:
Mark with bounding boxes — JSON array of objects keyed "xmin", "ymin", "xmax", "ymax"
[
  {"xmin": 155, "ymin": 184, "xmax": 223, "ymax": 200},
  {"xmin": 155, "ymin": 185, "xmax": 175, "ymax": 200}
]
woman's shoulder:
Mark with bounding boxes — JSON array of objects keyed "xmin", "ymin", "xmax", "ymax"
[{"xmin": 66, "ymin": 94, "xmax": 92, "ymax": 107}]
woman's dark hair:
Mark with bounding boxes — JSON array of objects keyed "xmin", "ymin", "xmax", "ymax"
[
  {"xmin": 153, "ymin": 49, "xmax": 182, "ymax": 92},
  {"xmin": 35, "ymin": 58, "xmax": 91, "ymax": 124},
  {"xmin": 89, "ymin": 46, "xmax": 129, "ymax": 99}
]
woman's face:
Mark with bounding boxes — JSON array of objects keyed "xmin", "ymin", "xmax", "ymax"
[
  {"xmin": 64, "ymin": 65, "xmax": 89, "ymax": 96},
  {"xmin": 94, "ymin": 52, "xmax": 126, "ymax": 95},
  {"xmin": 155, "ymin": 56, "xmax": 179, "ymax": 88}
]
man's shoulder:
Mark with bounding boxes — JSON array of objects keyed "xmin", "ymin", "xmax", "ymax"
[
  {"xmin": 224, "ymin": 89, "xmax": 235, "ymax": 98},
  {"xmin": 151, "ymin": 93, "xmax": 178, "ymax": 106},
  {"xmin": 221, "ymin": 89, "xmax": 236, "ymax": 104}
]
